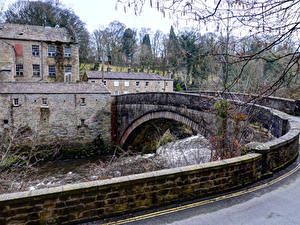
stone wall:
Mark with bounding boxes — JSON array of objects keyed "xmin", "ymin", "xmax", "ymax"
[
  {"xmin": 193, "ymin": 91, "xmax": 296, "ymax": 115},
  {"xmin": 0, "ymin": 154, "xmax": 262, "ymax": 225},
  {"xmin": 0, "ymin": 40, "xmax": 14, "ymax": 82},
  {"xmin": 0, "ymin": 39, "xmax": 79, "ymax": 83},
  {"xmin": 0, "ymin": 85, "xmax": 111, "ymax": 147},
  {"xmin": 114, "ymin": 92, "xmax": 300, "ymax": 176},
  {"xmin": 88, "ymin": 79, "xmax": 173, "ymax": 94}
]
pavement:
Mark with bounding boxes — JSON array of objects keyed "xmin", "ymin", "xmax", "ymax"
[{"xmin": 88, "ymin": 116, "xmax": 300, "ymax": 225}]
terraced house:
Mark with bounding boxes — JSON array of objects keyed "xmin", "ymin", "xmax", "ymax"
[
  {"xmin": 87, "ymin": 70, "xmax": 173, "ymax": 95},
  {"xmin": 0, "ymin": 23, "xmax": 79, "ymax": 83}
]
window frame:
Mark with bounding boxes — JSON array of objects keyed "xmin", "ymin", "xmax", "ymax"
[
  {"xmin": 80, "ymin": 98, "xmax": 86, "ymax": 105},
  {"xmin": 145, "ymin": 81, "xmax": 150, "ymax": 87},
  {"xmin": 48, "ymin": 46, "xmax": 56, "ymax": 57},
  {"xmin": 48, "ymin": 65, "xmax": 56, "ymax": 78},
  {"xmin": 124, "ymin": 80, "xmax": 130, "ymax": 87},
  {"xmin": 41, "ymin": 98, "xmax": 48, "ymax": 106},
  {"xmin": 114, "ymin": 80, "xmax": 119, "ymax": 87},
  {"xmin": 13, "ymin": 98, "xmax": 19, "ymax": 107},
  {"xmin": 32, "ymin": 45, "xmax": 40, "ymax": 56},
  {"xmin": 64, "ymin": 47, "xmax": 72, "ymax": 57},
  {"xmin": 136, "ymin": 81, "xmax": 140, "ymax": 87},
  {"xmin": 32, "ymin": 64, "xmax": 40, "ymax": 77},
  {"xmin": 103, "ymin": 80, "xmax": 107, "ymax": 86},
  {"xmin": 16, "ymin": 64, "xmax": 24, "ymax": 77}
]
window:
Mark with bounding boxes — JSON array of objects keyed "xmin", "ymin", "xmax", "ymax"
[
  {"xmin": 114, "ymin": 80, "xmax": 119, "ymax": 86},
  {"xmin": 16, "ymin": 64, "xmax": 24, "ymax": 77},
  {"xmin": 103, "ymin": 80, "xmax": 107, "ymax": 86},
  {"xmin": 13, "ymin": 98, "xmax": 19, "ymax": 106},
  {"xmin": 91, "ymin": 80, "xmax": 96, "ymax": 83},
  {"xmin": 48, "ymin": 46, "xmax": 56, "ymax": 57},
  {"xmin": 165, "ymin": 82, "xmax": 168, "ymax": 86},
  {"xmin": 48, "ymin": 65, "xmax": 56, "ymax": 77},
  {"xmin": 124, "ymin": 91, "xmax": 129, "ymax": 94},
  {"xmin": 124, "ymin": 81, "xmax": 129, "ymax": 86},
  {"xmin": 145, "ymin": 81, "xmax": 149, "ymax": 87},
  {"xmin": 32, "ymin": 64, "xmax": 40, "ymax": 77},
  {"xmin": 42, "ymin": 98, "xmax": 48, "ymax": 106},
  {"xmin": 64, "ymin": 66, "xmax": 72, "ymax": 73},
  {"xmin": 3, "ymin": 120, "xmax": 8, "ymax": 125},
  {"xmin": 64, "ymin": 47, "xmax": 71, "ymax": 57},
  {"xmin": 81, "ymin": 98, "xmax": 86, "ymax": 105},
  {"xmin": 136, "ymin": 81, "xmax": 140, "ymax": 87},
  {"xmin": 114, "ymin": 91, "xmax": 119, "ymax": 95},
  {"xmin": 32, "ymin": 45, "xmax": 39, "ymax": 56}
]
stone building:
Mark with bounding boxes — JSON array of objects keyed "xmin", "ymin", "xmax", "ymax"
[
  {"xmin": 0, "ymin": 23, "xmax": 79, "ymax": 83},
  {"xmin": 0, "ymin": 82, "xmax": 111, "ymax": 146},
  {"xmin": 86, "ymin": 70, "xmax": 173, "ymax": 95}
]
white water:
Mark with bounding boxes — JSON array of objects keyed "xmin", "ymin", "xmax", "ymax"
[{"xmin": 4, "ymin": 135, "xmax": 212, "ymax": 193}]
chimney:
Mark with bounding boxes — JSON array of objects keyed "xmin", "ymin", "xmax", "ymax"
[{"xmin": 128, "ymin": 66, "xmax": 131, "ymax": 73}]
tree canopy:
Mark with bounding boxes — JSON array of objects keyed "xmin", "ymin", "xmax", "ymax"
[{"xmin": 117, "ymin": 0, "xmax": 300, "ymax": 95}]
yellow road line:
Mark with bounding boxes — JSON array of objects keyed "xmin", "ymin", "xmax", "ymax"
[{"xmin": 103, "ymin": 164, "xmax": 300, "ymax": 225}]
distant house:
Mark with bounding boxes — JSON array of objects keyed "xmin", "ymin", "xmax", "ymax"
[
  {"xmin": 86, "ymin": 70, "xmax": 173, "ymax": 95},
  {"xmin": 0, "ymin": 23, "xmax": 79, "ymax": 83}
]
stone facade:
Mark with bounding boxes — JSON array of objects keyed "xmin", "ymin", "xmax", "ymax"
[
  {"xmin": 0, "ymin": 23, "xmax": 79, "ymax": 83},
  {"xmin": 0, "ymin": 82, "xmax": 111, "ymax": 146},
  {"xmin": 87, "ymin": 71, "xmax": 173, "ymax": 95}
]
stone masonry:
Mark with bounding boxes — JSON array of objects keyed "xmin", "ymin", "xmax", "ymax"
[
  {"xmin": 0, "ymin": 82, "xmax": 111, "ymax": 146},
  {"xmin": 0, "ymin": 23, "xmax": 79, "ymax": 83},
  {"xmin": 87, "ymin": 71, "xmax": 173, "ymax": 95}
]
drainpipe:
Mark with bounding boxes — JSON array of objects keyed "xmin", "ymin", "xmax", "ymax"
[
  {"xmin": 102, "ymin": 50, "xmax": 104, "ymax": 83},
  {"xmin": 39, "ymin": 41, "xmax": 44, "ymax": 81}
]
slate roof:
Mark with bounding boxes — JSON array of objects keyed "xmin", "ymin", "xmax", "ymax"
[
  {"xmin": 86, "ymin": 71, "xmax": 173, "ymax": 81},
  {"xmin": 0, "ymin": 82, "xmax": 110, "ymax": 94},
  {"xmin": 0, "ymin": 23, "xmax": 76, "ymax": 43}
]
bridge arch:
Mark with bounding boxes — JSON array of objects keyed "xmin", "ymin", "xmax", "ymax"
[{"xmin": 119, "ymin": 110, "xmax": 209, "ymax": 147}]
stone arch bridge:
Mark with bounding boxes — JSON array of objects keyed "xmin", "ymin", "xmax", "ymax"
[{"xmin": 111, "ymin": 92, "xmax": 291, "ymax": 148}]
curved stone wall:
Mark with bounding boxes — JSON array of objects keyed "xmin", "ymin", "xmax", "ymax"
[{"xmin": 0, "ymin": 92, "xmax": 299, "ymax": 225}]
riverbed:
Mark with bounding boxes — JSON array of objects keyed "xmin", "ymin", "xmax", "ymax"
[{"xmin": 0, "ymin": 134, "xmax": 212, "ymax": 193}]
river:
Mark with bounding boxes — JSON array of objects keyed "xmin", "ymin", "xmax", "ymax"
[{"xmin": 2, "ymin": 134, "xmax": 212, "ymax": 193}]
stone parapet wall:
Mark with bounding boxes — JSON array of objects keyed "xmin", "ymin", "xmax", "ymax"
[
  {"xmin": 114, "ymin": 92, "xmax": 300, "ymax": 176},
  {"xmin": 191, "ymin": 91, "xmax": 296, "ymax": 115},
  {"xmin": 0, "ymin": 154, "xmax": 262, "ymax": 225}
]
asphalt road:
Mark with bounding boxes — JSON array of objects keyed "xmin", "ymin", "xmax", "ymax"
[{"xmin": 97, "ymin": 157, "xmax": 300, "ymax": 225}]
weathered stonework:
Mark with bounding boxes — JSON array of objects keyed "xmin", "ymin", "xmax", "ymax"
[
  {"xmin": 0, "ymin": 40, "xmax": 14, "ymax": 82},
  {"xmin": 87, "ymin": 71, "xmax": 173, "ymax": 95},
  {"xmin": 0, "ymin": 82, "xmax": 111, "ymax": 147},
  {"xmin": 0, "ymin": 153, "xmax": 262, "ymax": 225},
  {"xmin": 0, "ymin": 23, "xmax": 79, "ymax": 83}
]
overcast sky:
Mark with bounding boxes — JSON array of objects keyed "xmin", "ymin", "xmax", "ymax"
[{"xmin": 4, "ymin": 0, "xmax": 175, "ymax": 33}]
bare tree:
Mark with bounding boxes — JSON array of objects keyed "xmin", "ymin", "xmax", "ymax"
[
  {"xmin": 0, "ymin": 124, "xmax": 60, "ymax": 193},
  {"xmin": 117, "ymin": 0, "xmax": 300, "ymax": 95}
]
